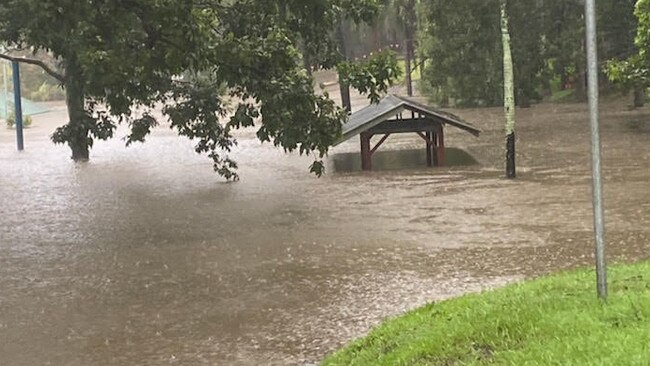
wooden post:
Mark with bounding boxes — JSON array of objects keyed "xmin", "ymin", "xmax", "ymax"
[
  {"xmin": 437, "ymin": 126, "xmax": 446, "ymax": 167},
  {"xmin": 360, "ymin": 132, "xmax": 372, "ymax": 171},
  {"xmin": 431, "ymin": 131, "xmax": 439, "ymax": 167},
  {"xmin": 425, "ymin": 131, "xmax": 433, "ymax": 167}
]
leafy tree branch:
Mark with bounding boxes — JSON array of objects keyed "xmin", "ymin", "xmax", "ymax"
[{"xmin": 0, "ymin": 52, "xmax": 65, "ymax": 82}]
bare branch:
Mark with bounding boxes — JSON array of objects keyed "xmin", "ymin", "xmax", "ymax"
[{"xmin": 0, "ymin": 53, "xmax": 65, "ymax": 83}]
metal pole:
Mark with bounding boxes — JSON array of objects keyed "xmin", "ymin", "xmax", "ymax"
[
  {"xmin": 584, "ymin": 0, "xmax": 607, "ymax": 300},
  {"xmin": 12, "ymin": 61, "xmax": 24, "ymax": 151}
]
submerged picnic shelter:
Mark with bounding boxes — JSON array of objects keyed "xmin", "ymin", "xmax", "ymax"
[{"xmin": 334, "ymin": 94, "xmax": 481, "ymax": 171}]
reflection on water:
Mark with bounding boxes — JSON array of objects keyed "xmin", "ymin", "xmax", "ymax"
[
  {"xmin": 0, "ymin": 99, "xmax": 649, "ymax": 365},
  {"xmin": 331, "ymin": 147, "xmax": 479, "ymax": 172}
]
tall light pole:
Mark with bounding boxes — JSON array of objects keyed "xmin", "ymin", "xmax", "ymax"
[{"xmin": 584, "ymin": 0, "xmax": 607, "ymax": 300}]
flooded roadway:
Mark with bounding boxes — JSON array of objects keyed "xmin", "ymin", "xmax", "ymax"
[{"xmin": 1, "ymin": 97, "xmax": 649, "ymax": 365}]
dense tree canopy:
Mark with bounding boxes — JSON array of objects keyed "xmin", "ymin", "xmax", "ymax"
[
  {"xmin": 419, "ymin": 0, "xmax": 504, "ymax": 107},
  {"xmin": 0, "ymin": 0, "xmax": 399, "ymax": 179},
  {"xmin": 606, "ymin": 0, "xmax": 649, "ymax": 105},
  {"xmin": 418, "ymin": 0, "xmax": 638, "ymax": 107}
]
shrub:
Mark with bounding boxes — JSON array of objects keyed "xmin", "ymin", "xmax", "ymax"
[{"xmin": 5, "ymin": 113, "xmax": 33, "ymax": 128}]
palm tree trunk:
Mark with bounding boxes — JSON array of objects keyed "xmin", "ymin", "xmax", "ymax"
[{"xmin": 501, "ymin": 0, "xmax": 516, "ymax": 179}]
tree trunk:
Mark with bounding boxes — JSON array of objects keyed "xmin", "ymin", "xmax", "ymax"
[
  {"xmin": 575, "ymin": 40, "xmax": 587, "ymax": 102},
  {"xmin": 518, "ymin": 90, "xmax": 531, "ymax": 108},
  {"xmin": 337, "ymin": 20, "xmax": 352, "ymax": 112},
  {"xmin": 634, "ymin": 86, "xmax": 645, "ymax": 108},
  {"xmin": 543, "ymin": 77, "xmax": 553, "ymax": 97},
  {"xmin": 560, "ymin": 70, "xmax": 570, "ymax": 90},
  {"xmin": 64, "ymin": 69, "xmax": 90, "ymax": 161},
  {"xmin": 575, "ymin": 65, "xmax": 587, "ymax": 102},
  {"xmin": 405, "ymin": 39, "xmax": 413, "ymax": 97},
  {"xmin": 300, "ymin": 41, "xmax": 313, "ymax": 76},
  {"xmin": 403, "ymin": 0, "xmax": 417, "ymax": 97},
  {"xmin": 339, "ymin": 78, "xmax": 352, "ymax": 112},
  {"xmin": 501, "ymin": 0, "xmax": 516, "ymax": 179},
  {"xmin": 303, "ymin": 54, "xmax": 312, "ymax": 77}
]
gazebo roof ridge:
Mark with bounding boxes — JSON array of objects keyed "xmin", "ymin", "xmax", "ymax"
[
  {"xmin": 335, "ymin": 94, "xmax": 480, "ymax": 146},
  {"xmin": 391, "ymin": 95, "xmax": 481, "ymax": 135}
]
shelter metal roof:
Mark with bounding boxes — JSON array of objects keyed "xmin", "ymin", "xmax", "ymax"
[{"xmin": 335, "ymin": 94, "xmax": 480, "ymax": 145}]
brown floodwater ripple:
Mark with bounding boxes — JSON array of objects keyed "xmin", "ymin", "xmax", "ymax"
[{"xmin": 0, "ymin": 99, "xmax": 649, "ymax": 365}]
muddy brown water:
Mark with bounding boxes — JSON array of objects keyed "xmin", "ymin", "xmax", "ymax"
[{"xmin": 1, "ymin": 98, "xmax": 649, "ymax": 365}]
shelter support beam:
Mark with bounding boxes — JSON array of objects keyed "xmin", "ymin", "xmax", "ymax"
[
  {"xmin": 421, "ymin": 131, "xmax": 441, "ymax": 167},
  {"xmin": 360, "ymin": 133, "xmax": 392, "ymax": 171},
  {"xmin": 426, "ymin": 132, "xmax": 434, "ymax": 167},
  {"xmin": 369, "ymin": 119, "xmax": 442, "ymax": 135},
  {"xmin": 437, "ymin": 126, "xmax": 445, "ymax": 167},
  {"xmin": 360, "ymin": 132, "xmax": 372, "ymax": 171},
  {"xmin": 371, "ymin": 134, "xmax": 391, "ymax": 155}
]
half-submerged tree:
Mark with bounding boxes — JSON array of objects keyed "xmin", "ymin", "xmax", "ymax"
[
  {"xmin": 394, "ymin": 0, "xmax": 418, "ymax": 97},
  {"xmin": 0, "ymin": 0, "xmax": 400, "ymax": 179},
  {"xmin": 500, "ymin": 0, "xmax": 516, "ymax": 178}
]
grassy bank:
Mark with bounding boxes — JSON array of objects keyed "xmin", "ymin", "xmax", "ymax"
[{"xmin": 323, "ymin": 261, "xmax": 650, "ymax": 365}]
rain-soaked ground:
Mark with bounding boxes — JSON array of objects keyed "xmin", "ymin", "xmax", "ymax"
[{"xmin": 1, "ymin": 92, "xmax": 649, "ymax": 365}]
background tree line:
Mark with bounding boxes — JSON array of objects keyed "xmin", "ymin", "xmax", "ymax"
[
  {"xmin": 417, "ymin": 0, "xmax": 639, "ymax": 108},
  {"xmin": 4, "ymin": 0, "xmax": 645, "ymax": 108},
  {"xmin": 334, "ymin": 0, "xmax": 641, "ymax": 108}
]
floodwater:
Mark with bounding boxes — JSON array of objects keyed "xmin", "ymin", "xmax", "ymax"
[{"xmin": 1, "ymin": 96, "xmax": 649, "ymax": 365}]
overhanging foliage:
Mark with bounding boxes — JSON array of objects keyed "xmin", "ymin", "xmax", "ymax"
[{"xmin": 0, "ymin": 0, "xmax": 398, "ymax": 179}]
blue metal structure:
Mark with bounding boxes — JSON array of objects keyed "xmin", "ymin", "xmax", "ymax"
[{"xmin": 12, "ymin": 61, "xmax": 24, "ymax": 151}]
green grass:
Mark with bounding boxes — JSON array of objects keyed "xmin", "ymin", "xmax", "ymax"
[{"xmin": 323, "ymin": 261, "xmax": 650, "ymax": 365}]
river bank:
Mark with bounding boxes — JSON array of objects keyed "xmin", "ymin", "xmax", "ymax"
[{"xmin": 323, "ymin": 260, "xmax": 650, "ymax": 365}]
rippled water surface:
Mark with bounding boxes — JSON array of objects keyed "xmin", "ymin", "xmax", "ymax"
[{"xmin": 1, "ymin": 98, "xmax": 649, "ymax": 365}]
